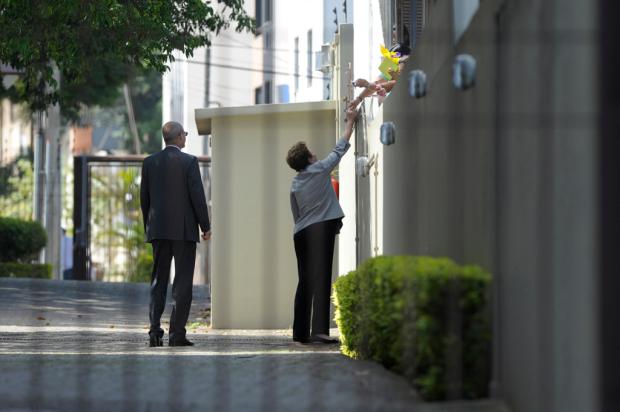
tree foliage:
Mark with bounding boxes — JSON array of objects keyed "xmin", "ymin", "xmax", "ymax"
[
  {"xmin": 0, "ymin": 157, "xmax": 34, "ymax": 221},
  {"xmin": 125, "ymin": 68, "xmax": 163, "ymax": 154},
  {"xmin": 0, "ymin": 0, "xmax": 254, "ymax": 115}
]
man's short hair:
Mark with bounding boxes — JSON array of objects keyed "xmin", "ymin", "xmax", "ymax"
[
  {"xmin": 162, "ymin": 121, "xmax": 183, "ymax": 143},
  {"xmin": 286, "ymin": 142, "xmax": 312, "ymax": 172}
]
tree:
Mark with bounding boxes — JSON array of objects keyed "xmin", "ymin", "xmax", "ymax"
[
  {"xmin": 124, "ymin": 68, "xmax": 163, "ymax": 154},
  {"xmin": 0, "ymin": 0, "xmax": 254, "ymax": 115}
]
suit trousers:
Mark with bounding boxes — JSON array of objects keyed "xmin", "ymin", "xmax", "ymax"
[
  {"xmin": 149, "ymin": 239, "xmax": 196, "ymax": 341},
  {"xmin": 293, "ymin": 219, "xmax": 339, "ymax": 339}
]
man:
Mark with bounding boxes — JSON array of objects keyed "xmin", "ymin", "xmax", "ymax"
[{"xmin": 140, "ymin": 121, "xmax": 211, "ymax": 347}]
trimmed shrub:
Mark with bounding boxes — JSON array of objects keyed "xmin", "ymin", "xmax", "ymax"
[
  {"xmin": 0, "ymin": 217, "xmax": 47, "ymax": 263},
  {"xmin": 0, "ymin": 262, "xmax": 52, "ymax": 279},
  {"xmin": 333, "ymin": 256, "xmax": 491, "ymax": 401}
]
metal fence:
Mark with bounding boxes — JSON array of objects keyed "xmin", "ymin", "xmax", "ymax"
[{"xmin": 72, "ymin": 155, "xmax": 211, "ymax": 284}]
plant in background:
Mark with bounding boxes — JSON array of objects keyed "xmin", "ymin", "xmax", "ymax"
[
  {"xmin": 333, "ymin": 255, "xmax": 492, "ymax": 401},
  {"xmin": 0, "ymin": 217, "xmax": 46, "ymax": 263},
  {"xmin": 0, "ymin": 157, "xmax": 34, "ymax": 221},
  {"xmin": 0, "ymin": 216, "xmax": 51, "ymax": 278},
  {"xmin": 120, "ymin": 168, "xmax": 152, "ymax": 283},
  {"xmin": 89, "ymin": 166, "xmax": 152, "ymax": 282}
]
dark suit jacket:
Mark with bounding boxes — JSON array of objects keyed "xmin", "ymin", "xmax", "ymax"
[{"xmin": 140, "ymin": 146, "xmax": 210, "ymax": 243}]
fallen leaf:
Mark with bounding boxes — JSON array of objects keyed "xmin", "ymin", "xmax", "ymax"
[{"xmin": 37, "ymin": 316, "xmax": 45, "ymax": 320}]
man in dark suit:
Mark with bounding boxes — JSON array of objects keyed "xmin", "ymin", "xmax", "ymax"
[{"xmin": 140, "ymin": 121, "xmax": 211, "ymax": 347}]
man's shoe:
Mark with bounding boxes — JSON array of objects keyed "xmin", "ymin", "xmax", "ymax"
[
  {"xmin": 169, "ymin": 338, "xmax": 194, "ymax": 347},
  {"xmin": 310, "ymin": 334, "xmax": 339, "ymax": 344},
  {"xmin": 149, "ymin": 335, "xmax": 163, "ymax": 347},
  {"xmin": 293, "ymin": 336, "xmax": 310, "ymax": 344}
]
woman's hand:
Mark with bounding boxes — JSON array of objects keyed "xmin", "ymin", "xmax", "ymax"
[
  {"xmin": 342, "ymin": 107, "xmax": 358, "ymax": 142},
  {"xmin": 347, "ymin": 96, "xmax": 362, "ymax": 111},
  {"xmin": 345, "ymin": 107, "xmax": 358, "ymax": 124}
]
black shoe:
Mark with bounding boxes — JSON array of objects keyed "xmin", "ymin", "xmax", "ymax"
[
  {"xmin": 293, "ymin": 336, "xmax": 310, "ymax": 344},
  {"xmin": 149, "ymin": 335, "xmax": 163, "ymax": 347},
  {"xmin": 169, "ymin": 338, "xmax": 194, "ymax": 347},
  {"xmin": 310, "ymin": 334, "xmax": 339, "ymax": 344}
]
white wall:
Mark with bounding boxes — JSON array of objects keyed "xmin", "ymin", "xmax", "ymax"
[
  {"xmin": 197, "ymin": 102, "xmax": 337, "ymax": 328},
  {"xmin": 335, "ymin": 0, "xmax": 387, "ymax": 275},
  {"xmin": 209, "ymin": 4, "xmax": 261, "ymax": 108},
  {"xmin": 273, "ymin": 0, "xmax": 326, "ymax": 103},
  {"xmin": 0, "ymin": 99, "xmax": 31, "ymax": 165}
]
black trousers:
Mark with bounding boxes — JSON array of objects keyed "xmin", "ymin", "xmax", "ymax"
[
  {"xmin": 293, "ymin": 219, "xmax": 340, "ymax": 339},
  {"xmin": 149, "ymin": 239, "xmax": 196, "ymax": 341}
]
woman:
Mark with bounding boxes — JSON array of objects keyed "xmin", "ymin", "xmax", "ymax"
[{"xmin": 286, "ymin": 107, "xmax": 358, "ymax": 344}]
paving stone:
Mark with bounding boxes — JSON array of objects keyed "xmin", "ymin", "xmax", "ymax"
[{"xmin": 0, "ymin": 278, "xmax": 507, "ymax": 412}]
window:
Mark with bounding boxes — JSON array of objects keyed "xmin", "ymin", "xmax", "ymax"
[
  {"xmin": 294, "ymin": 37, "xmax": 299, "ymax": 93},
  {"xmin": 254, "ymin": 86, "xmax": 263, "ymax": 104},
  {"xmin": 256, "ymin": 0, "xmax": 272, "ymax": 32},
  {"xmin": 263, "ymin": 31, "xmax": 273, "ymax": 103},
  {"xmin": 307, "ymin": 30, "xmax": 313, "ymax": 87},
  {"xmin": 254, "ymin": 82, "xmax": 273, "ymax": 104},
  {"xmin": 264, "ymin": 81, "xmax": 272, "ymax": 104},
  {"xmin": 277, "ymin": 85, "xmax": 290, "ymax": 103},
  {"xmin": 453, "ymin": 0, "xmax": 479, "ymax": 44},
  {"xmin": 410, "ymin": 0, "xmax": 426, "ymax": 49},
  {"xmin": 256, "ymin": 0, "xmax": 262, "ymax": 27},
  {"xmin": 380, "ymin": 0, "xmax": 425, "ymax": 51},
  {"xmin": 265, "ymin": 0, "xmax": 272, "ymax": 23}
]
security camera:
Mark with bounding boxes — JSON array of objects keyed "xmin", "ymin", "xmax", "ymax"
[
  {"xmin": 356, "ymin": 156, "xmax": 369, "ymax": 177},
  {"xmin": 380, "ymin": 122, "xmax": 396, "ymax": 146},
  {"xmin": 452, "ymin": 54, "xmax": 476, "ymax": 90},
  {"xmin": 409, "ymin": 70, "xmax": 427, "ymax": 98}
]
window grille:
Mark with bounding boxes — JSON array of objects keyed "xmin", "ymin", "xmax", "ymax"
[{"xmin": 380, "ymin": 0, "xmax": 427, "ymax": 51}]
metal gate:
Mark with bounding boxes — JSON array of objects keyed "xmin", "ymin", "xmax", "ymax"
[{"xmin": 72, "ymin": 155, "xmax": 211, "ymax": 283}]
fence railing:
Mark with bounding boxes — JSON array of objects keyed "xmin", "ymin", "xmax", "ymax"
[{"xmin": 73, "ymin": 155, "xmax": 211, "ymax": 284}]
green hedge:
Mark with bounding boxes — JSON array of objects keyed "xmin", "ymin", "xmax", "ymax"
[
  {"xmin": 0, "ymin": 262, "xmax": 52, "ymax": 279},
  {"xmin": 0, "ymin": 217, "xmax": 46, "ymax": 262},
  {"xmin": 333, "ymin": 256, "xmax": 491, "ymax": 401}
]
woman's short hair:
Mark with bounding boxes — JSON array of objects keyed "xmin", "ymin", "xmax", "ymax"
[
  {"xmin": 286, "ymin": 142, "xmax": 312, "ymax": 172},
  {"xmin": 390, "ymin": 42, "xmax": 411, "ymax": 58}
]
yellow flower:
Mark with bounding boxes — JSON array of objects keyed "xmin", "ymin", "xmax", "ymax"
[{"xmin": 380, "ymin": 45, "xmax": 400, "ymax": 65}]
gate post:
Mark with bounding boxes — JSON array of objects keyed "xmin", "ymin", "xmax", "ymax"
[{"xmin": 72, "ymin": 156, "xmax": 89, "ymax": 280}]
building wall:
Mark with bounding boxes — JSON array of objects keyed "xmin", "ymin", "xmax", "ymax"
[
  {"xmin": 272, "ymin": 0, "xmax": 322, "ymax": 102},
  {"xmin": 209, "ymin": 25, "xmax": 259, "ymax": 108},
  {"xmin": 381, "ymin": 0, "xmax": 599, "ymax": 411}
]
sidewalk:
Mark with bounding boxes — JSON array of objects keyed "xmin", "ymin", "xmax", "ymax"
[
  {"xmin": 0, "ymin": 278, "xmax": 507, "ymax": 411},
  {"xmin": 0, "ymin": 278, "xmax": 417, "ymax": 411}
]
